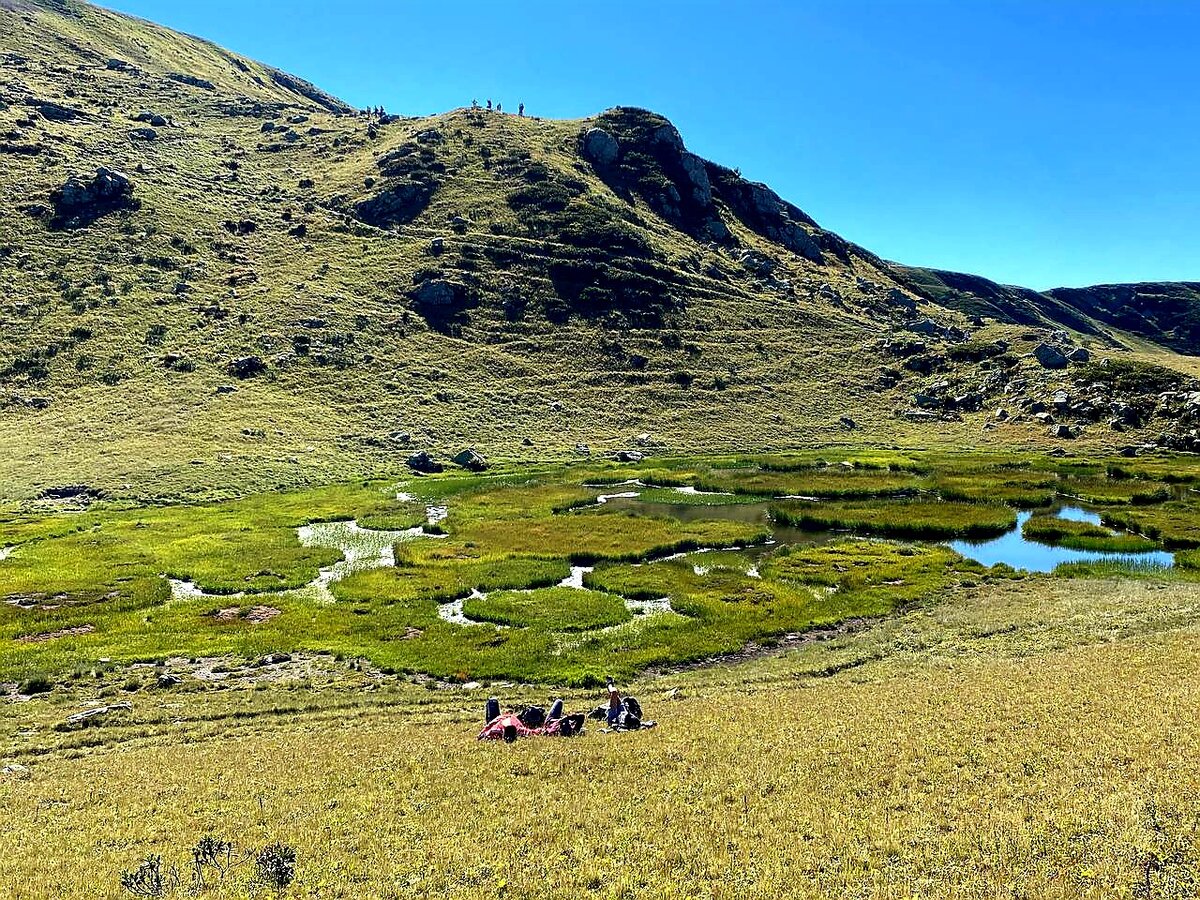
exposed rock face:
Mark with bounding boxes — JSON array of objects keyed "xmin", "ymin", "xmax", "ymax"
[
  {"xmin": 705, "ymin": 166, "xmax": 823, "ymax": 263},
  {"xmin": 407, "ymin": 450, "xmax": 443, "ymax": 474},
  {"xmin": 48, "ymin": 167, "xmax": 136, "ymax": 229},
  {"xmin": 451, "ymin": 448, "xmax": 489, "ymax": 471},
  {"xmin": 581, "ymin": 127, "xmax": 619, "ymax": 167}
]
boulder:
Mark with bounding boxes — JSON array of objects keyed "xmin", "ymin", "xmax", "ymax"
[
  {"xmin": 839, "ymin": 416, "xmax": 858, "ymax": 430},
  {"xmin": 451, "ymin": 448, "xmax": 489, "ymax": 472},
  {"xmin": 1050, "ymin": 424, "xmax": 1077, "ymax": 440},
  {"xmin": 411, "ymin": 279, "xmax": 461, "ymax": 309},
  {"xmin": 614, "ymin": 450, "xmax": 644, "ymax": 463},
  {"xmin": 48, "ymin": 167, "xmax": 136, "ymax": 229},
  {"xmin": 157, "ymin": 673, "xmax": 182, "ymax": 688},
  {"xmin": 1069, "ymin": 347, "xmax": 1091, "ymax": 363},
  {"xmin": 64, "ymin": 701, "xmax": 132, "ymax": 726},
  {"xmin": 133, "ymin": 110, "xmax": 167, "ymax": 127},
  {"xmin": 128, "ymin": 127, "xmax": 157, "ymax": 141},
  {"xmin": 1033, "ymin": 343, "xmax": 1069, "ymax": 369},
  {"xmin": 581, "ymin": 127, "xmax": 619, "ymax": 167},
  {"xmin": 406, "ymin": 450, "xmax": 443, "ymax": 474},
  {"xmin": 227, "ymin": 356, "xmax": 267, "ymax": 379}
]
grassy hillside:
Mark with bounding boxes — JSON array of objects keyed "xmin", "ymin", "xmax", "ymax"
[{"xmin": 0, "ymin": 0, "xmax": 1197, "ymax": 502}]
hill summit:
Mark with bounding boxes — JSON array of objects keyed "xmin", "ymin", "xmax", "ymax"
[{"xmin": 0, "ymin": 0, "xmax": 1197, "ymax": 499}]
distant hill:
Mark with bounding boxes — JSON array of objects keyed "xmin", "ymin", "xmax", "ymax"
[{"xmin": 0, "ymin": 0, "xmax": 1196, "ymax": 499}]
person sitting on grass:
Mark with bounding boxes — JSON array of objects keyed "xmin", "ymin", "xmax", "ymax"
[
  {"xmin": 478, "ymin": 697, "xmax": 585, "ymax": 742},
  {"xmin": 589, "ymin": 680, "xmax": 655, "ymax": 731}
]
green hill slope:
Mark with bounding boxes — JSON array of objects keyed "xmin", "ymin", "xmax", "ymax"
[{"xmin": 0, "ymin": 0, "xmax": 1196, "ymax": 499}]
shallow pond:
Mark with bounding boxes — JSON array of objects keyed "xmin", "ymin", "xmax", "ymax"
[{"xmin": 599, "ymin": 491, "xmax": 1175, "ymax": 574}]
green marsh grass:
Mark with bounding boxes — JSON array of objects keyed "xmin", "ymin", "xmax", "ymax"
[
  {"xmin": 462, "ymin": 586, "xmax": 632, "ymax": 631},
  {"xmin": 770, "ymin": 499, "xmax": 1017, "ymax": 539},
  {"xmin": 1022, "ymin": 514, "xmax": 1162, "ymax": 552}
]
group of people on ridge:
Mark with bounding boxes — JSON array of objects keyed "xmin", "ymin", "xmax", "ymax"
[{"xmin": 478, "ymin": 680, "xmax": 652, "ymax": 742}]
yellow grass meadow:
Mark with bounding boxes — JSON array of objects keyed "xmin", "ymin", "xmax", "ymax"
[{"xmin": 2, "ymin": 577, "xmax": 1198, "ymax": 899}]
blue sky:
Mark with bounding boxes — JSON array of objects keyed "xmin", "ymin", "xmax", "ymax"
[{"xmin": 98, "ymin": 0, "xmax": 1199, "ymax": 290}]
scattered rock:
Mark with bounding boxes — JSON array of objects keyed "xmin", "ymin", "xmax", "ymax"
[
  {"xmin": 213, "ymin": 606, "xmax": 281, "ymax": 625},
  {"xmin": 1, "ymin": 764, "xmax": 30, "ymax": 779},
  {"xmin": 157, "ymin": 673, "xmax": 182, "ymax": 688},
  {"xmin": 258, "ymin": 652, "xmax": 293, "ymax": 666},
  {"xmin": 451, "ymin": 448, "xmax": 489, "ymax": 472},
  {"xmin": 38, "ymin": 484, "xmax": 103, "ymax": 502},
  {"xmin": 1050, "ymin": 424, "xmax": 1077, "ymax": 439},
  {"xmin": 406, "ymin": 450, "xmax": 443, "ymax": 474}
]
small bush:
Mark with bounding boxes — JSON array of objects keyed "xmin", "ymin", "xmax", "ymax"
[{"xmin": 255, "ymin": 842, "xmax": 296, "ymax": 890}]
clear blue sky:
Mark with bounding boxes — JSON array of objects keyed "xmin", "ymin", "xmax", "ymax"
[{"xmin": 99, "ymin": 0, "xmax": 1199, "ymax": 290}]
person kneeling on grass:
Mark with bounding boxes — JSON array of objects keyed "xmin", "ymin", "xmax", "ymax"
[{"xmin": 478, "ymin": 696, "xmax": 585, "ymax": 742}]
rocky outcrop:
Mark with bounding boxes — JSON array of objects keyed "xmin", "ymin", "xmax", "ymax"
[
  {"xmin": 267, "ymin": 68, "xmax": 354, "ymax": 114},
  {"xmin": 354, "ymin": 180, "xmax": 434, "ymax": 228},
  {"xmin": 582, "ymin": 108, "xmax": 729, "ymax": 243},
  {"xmin": 48, "ymin": 167, "xmax": 136, "ymax": 229}
]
